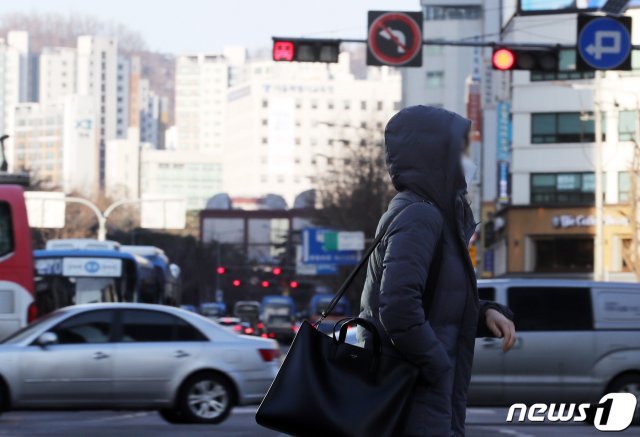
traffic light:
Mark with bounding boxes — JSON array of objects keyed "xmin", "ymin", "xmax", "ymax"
[
  {"xmin": 492, "ymin": 47, "xmax": 559, "ymax": 72},
  {"xmin": 272, "ymin": 38, "xmax": 340, "ymax": 63}
]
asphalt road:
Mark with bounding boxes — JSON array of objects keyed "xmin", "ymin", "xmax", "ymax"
[{"xmin": 2, "ymin": 407, "xmax": 637, "ymax": 437}]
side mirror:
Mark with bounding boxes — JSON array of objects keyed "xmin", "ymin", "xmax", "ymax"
[{"xmin": 36, "ymin": 332, "xmax": 58, "ymax": 347}]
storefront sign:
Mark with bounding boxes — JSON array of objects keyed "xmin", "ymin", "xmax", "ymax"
[
  {"xmin": 552, "ymin": 214, "xmax": 630, "ymax": 229},
  {"xmin": 496, "ymin": 102, "xmax": 511, "ymax": 204}
]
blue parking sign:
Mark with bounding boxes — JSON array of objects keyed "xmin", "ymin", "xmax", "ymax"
[{"xmin": 577, "ymin": 15, "xmax": 632, "ymax": 71}]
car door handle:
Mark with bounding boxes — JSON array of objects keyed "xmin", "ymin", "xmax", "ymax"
[
  {"xmin": 482, "ymin": 338, "xmax": 501, "ymax": 349},
  {"xmin": 174, "ymin": 350, "xmax": 190, "ymax": 358},
  {"xmin": 93, "ymin": 351, "xmax": 110, "ymax": 360}
]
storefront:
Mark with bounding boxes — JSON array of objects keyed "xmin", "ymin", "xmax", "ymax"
[{"xmin": 483, "ymin": 205, "xmax": 636, "ymax": 281}]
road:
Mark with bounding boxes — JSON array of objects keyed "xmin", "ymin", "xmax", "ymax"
[{"xmin": 2, "ymin": 408, "xmax": 637, "ymax": 436}]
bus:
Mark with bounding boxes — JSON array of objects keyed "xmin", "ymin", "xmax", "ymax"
[
  {"xmin": 261, "ymin": 295, "xmax": 296, "ymax": 321},
  {"xmin": 310, "ymin": 293, "xmax": 351, "ymax": 333},
  {"xmin": 121, "ymin": 245, "xmax": 182, "ymax": 305},
  {"xmin": 0, "ymin": 185, "xmax": 36, "ymax": 340},
  {"xmin": 33, "ymin": 244, "xmax": 158, "ymax": 315}
]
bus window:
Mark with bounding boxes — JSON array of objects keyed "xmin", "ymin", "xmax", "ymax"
[{"xmin": 0, "ymin": 201, "xmax": 14, "ymax": 257}]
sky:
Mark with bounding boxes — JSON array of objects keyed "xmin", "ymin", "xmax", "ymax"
[{"xmin": 0, "ymin": 0, "xmax": 420, "ymax": 53}]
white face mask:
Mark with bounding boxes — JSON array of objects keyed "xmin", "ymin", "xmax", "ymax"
[{"xmin": 461, "ymin": 155, "xmax": 477, "ymax": 187}]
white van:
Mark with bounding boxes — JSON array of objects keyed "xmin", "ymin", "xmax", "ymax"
[{"xmin": 469, "ymin": 278, "xmax": 640, "ymax": 423}]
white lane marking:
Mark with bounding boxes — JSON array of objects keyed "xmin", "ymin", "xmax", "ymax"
[
  {"xmin": 496, "ymin": 429, "xmax": 535, "ymax": 437},
  {"xmin": 466, "ymin": 408, "xmax": 497, "ymax": 415},
  {"xmin": 234, "ymin": 407, "xmax": 259, "ymax": 414}
]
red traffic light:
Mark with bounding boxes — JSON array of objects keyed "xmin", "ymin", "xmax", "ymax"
[
  {"xmin": 232, "ymin": 279, "xmax": 241, "ymax": 287},
  {"xmin": 272, "ymin": 38, "xmax": 340, "ymax": 63},
  {"xmin": 492, "ymin": 48, "xmax": 515, "ymax": 71},
  {"xmin": 216, "ymin": 267, "xmax": 226, "ymax": 275},
  {"xmin": 272, "ymin": 267, "xmax": 282, "ymax": 276},
  {"xmin": 290, "ymin": 280, "xmax": 299, "ymax": 289},
  {"xmin": 273, "ymin": 40, "xmax": 295, "ymax": 62},
  {"xmin": 261, "ymin": 280, "xmax": 270, "ymax": 288}
]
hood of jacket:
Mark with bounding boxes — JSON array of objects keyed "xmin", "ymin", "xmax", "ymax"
[{"xmin": 384, "ymin": 105, "xmax": 471, "ymax": 220}]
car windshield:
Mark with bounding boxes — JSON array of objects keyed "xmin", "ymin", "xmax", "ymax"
[
  {"xmin": 268, "ymin": 315, "xmax": 291, "ymax": 324},
  {"xmin": 1, "ymin": 311, "xmax": 63, "ymax": 344}
]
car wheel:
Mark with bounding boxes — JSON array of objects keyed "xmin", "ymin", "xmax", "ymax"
[
  {"xmin": 608, "ymin": 374, "xmax": 640, "ymax": 425},
  {"xmin": 158, "ymin": 409, "xmax": 187, "ymax": 424},
  {"xmin": 177, "ymin": 373, "xmax": 234, "ymax": 424}
]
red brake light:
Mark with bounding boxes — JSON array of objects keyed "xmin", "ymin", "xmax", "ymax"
[
  {"xmin": 292, "ymin": 324, "xmax": 299, "ymax": 332},
  {"xmin": 257, "ymin": 322, "xmax": 265, "ymax": 329},
  {"xmin": 27, "ymin": 302, "xmax": 38, "ymax": 323},
  {"xmin": 261, "ymin": 333, "xmax": 268, "ymax": 338},
  {"xmin": 258, "ymin": 348, "xmax": 280, "ymax": 362},
  {"xmin": 233, "ymin": 325, "xmax": 242, "ymax": 332},
  {"xmin": 244, "ymin": 327, "xmax": 255, "ymax": 335}
]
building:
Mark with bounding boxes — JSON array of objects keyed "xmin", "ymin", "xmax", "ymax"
[
  {"xmin": 483, "ymin": 7, "xmax": 640, "ymax": 282},
  {"xmin": 105, "ymin": 127, "xmax": 143, "ymax": 199},
  {"xmin": 0, "ymin": 31, "xmax": 30, "ymax": 171},
  {"xmin": 62, "ymin": 95, "xmax": 98, "ymax": 195},
  {"xmin": 401, "ymin": 1, "xmax": 483, "ymax": 115},
  {"xmin": 39, "ymin": 47, "xmax": 77, "ymax": 106},
  {"xmin": 76, "ymin": 35, "xmax": 118, "ymax": 189},
  {"xmin": 12, "ymin": 102, "xmax": 64, "ymax": 188},
  {"xmin": 174, "ymin": 53, "xmax": 228, "ymax": 153},
  {"xmin": 141, "ymin": 149, "xmax": 223, "ymax": 210},
  {"xmin": 224, "ymin": 52, "xmax": 401, "ymax": 205}
]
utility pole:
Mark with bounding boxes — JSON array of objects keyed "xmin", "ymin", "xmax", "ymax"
[{"xmin": 593, "ymin": 71, "xmax": 604, "ymax": 281}]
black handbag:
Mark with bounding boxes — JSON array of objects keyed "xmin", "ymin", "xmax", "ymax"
[{"xmin": 256, "ymin": 203, "xmax": 441, "ymax": 437}]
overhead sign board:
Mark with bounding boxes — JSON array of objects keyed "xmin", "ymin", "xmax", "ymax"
[
  {"xmin": 140, "ymin": 195, "xmax": 186, "ymax": 230},
  {"xmin": 577, "ymin": 15, "xmax": 632, "ymax": 70},
  {"xmin": 24, "ymin": 191, "xmax": 66, "ymax": 228},
  {"xmin": 367, "ymin": 11, "xmax": 423, "ymax": 67},
  {"xmin": 520, "ymin": 0, "xmax": 640, "ymax": 14},
  {"xmin": 302, "ymin": 228, "xmax": 360, "ymax": 266}
]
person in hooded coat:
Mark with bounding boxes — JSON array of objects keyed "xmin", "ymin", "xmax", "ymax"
[{"xmin": 358, "ymin": 106, "xmax": 516, "ymax": 437}]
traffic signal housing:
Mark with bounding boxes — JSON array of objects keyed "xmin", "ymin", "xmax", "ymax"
[
  {"xmin": 492, "ymin": 47, "xmax": 559, "ymax": 72},
  {"xmin": 272, "ymin": 38, "xmax": 340, "ymax": 63}
]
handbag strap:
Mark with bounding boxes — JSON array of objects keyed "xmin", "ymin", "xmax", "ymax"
[{"xmin": 313, "ymin": 200, "xmax": 441, "ymax": 328}]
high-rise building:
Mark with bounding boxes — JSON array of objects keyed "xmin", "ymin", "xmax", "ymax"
[
  {"xmin": 76, "ymin": 35, "xmax": 118, "ymax": 189},
  {"xmin": 39, "ymin": 47, "xmax": 77, "ymax": 106},
  {"xmin": 174, "ymin": 53, "xmax": 227, "ymax": 152},
  {"xmin": 0, "ymin": 31, "xmax": 30, "ymax": 171},
  {"xmin": 224, "ymin": 53, "xmax": 401, "ymax": 205}
]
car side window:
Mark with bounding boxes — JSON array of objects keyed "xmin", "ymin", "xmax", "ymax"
[
  {"xmin": 507, "ymin": 287, "xmax": 593, "ymax": 331},
  {"xmin": 120, "ymin": 310, "xmax": 206, "ymax": 342},
  {"xmin": 478, "ymin": 287, "xmax": 495, "ymax": 301},
  {"xmin": 51, "ymin": 310, "xmax": 113, "ymax": 344}
]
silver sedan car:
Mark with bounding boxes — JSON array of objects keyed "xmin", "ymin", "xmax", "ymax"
[{"xmin": 0, "ymin": 303, "xmax": 280, "ymax": 424}]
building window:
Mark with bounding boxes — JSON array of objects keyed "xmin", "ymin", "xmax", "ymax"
[
  {"xmin": 361, "ymin": 101, "xmax": 367, "ymax": 110},
  {"xmin": 262, "ymin": 119, "xmax": 268, "ymax": 126},
  {"xmin": 618, "ymin": 110, "xmax": 637, "ymax": 141},
  {"xmin": 344, "ymin": 101, "xmax": 351, "ymax": 110},
  {"xmin": 619, "ymin": 171, "xmax": 631, "ymax": 203},
  {"xmin": 261, "ymin": 137, "xmax": 268, "ymax": 145},
  {"xmin": 377, "ymin": 101, "xmax": 383, "ymax": 111},
  {"xmin": 328, "ymin": 101, "xmax": 334, "ymax": 110},
  {"xmin": 424, "ymin": 5, "xmax": 481, "ymax": 21},
  {"xmin": 311, "ymin": 100, "xmax": 318, "ymax": 110},
  {"xmin": 531, "ymin": 112, "xmax": 604, "ymax": 143},
  {"xmin": 531, "ymin": 172, "xmax": 596, "ymax": 205},
  {"xmin": 262, "ymin": 100, "xmax": 268, "ymax": 108},
  {"xmin": 426, "ymin": 71, "xmax": 444, "ymax": 88}
]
